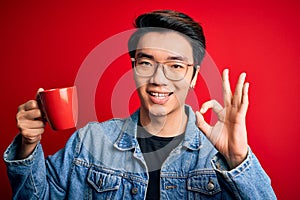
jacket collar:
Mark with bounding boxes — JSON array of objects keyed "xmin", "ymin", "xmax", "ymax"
[{"xmin": 114, "ymin": 105, "xmax": 204, "ymax": 151}]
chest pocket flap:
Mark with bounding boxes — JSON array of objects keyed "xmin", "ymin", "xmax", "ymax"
[
  {"xmin": 87, "ymin": 166, "xmax": 122, "ymax": 193},
  {"xmin": 187, "ymin": 170, "xmax": 221, "ymax": 195}
]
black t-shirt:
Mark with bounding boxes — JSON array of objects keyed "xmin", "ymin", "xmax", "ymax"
[{"xmin": 137, "ymin": 124, "xmax": 184, "ymax": 200}]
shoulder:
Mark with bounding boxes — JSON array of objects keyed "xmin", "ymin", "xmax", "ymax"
[{"xmin": 77, "ymin": 118, "xmax": 127, "ymax": 143}]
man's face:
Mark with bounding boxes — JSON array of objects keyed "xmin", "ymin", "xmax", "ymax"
[{"xmin": 134, "ymin": 31, "xmax": 195, "ymax": 117}]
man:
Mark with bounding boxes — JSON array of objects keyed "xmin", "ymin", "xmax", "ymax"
[{"xmin": 4, "ymin": 10, "xmax": 276, "ymax": 199}]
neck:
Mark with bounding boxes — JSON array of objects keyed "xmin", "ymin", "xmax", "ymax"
[{"xmin": 139, "ymin": 106, "xmax": 187, "ymax": 137}]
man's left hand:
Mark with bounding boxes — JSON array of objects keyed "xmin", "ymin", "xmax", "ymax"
[{"xmin": 195, "ymin": 69, "xmax": 249, "ymax": 169}]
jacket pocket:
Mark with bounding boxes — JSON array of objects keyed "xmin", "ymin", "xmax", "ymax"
[
  {"xmin": 87, "ymin": 166, "xmax": 122, "ymax": 199},
  {"xmin": 187, "ymin": 170, "xmax": 221, "ymax": 199}
]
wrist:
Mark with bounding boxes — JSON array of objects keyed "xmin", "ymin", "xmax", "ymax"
[
  {"xmin": 225, "ymin": 150, "xmax": 248, "ymax": 169},
  {"xmin": 17, "ymin": 137, "xmax": 40, "ymax": 159}
]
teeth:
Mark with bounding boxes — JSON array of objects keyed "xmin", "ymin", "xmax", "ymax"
[{"xmin": 150, "ymin": 92, "xmax": 170, "ymax": 99}]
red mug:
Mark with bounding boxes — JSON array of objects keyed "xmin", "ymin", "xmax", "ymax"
[{"xmin": 38, "ymin": 86, "xmax": 78, "ymax": 131}]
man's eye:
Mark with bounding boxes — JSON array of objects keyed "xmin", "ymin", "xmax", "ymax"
[
  {"xmin": 170, "ymin": 64, "xmax": 185, "ymax": 69},
  {"xmin": 138, "ymin": 60, "xmax": 153, "ymax": 66}
]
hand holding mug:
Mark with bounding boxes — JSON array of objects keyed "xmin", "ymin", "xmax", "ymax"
[
  {"xmin": 16, "ymin": 88, "xmax": 46, "ymax": 158},
  {"xmin": 16, "ymin": 86, "xmax": 78, "ymax": 159}
]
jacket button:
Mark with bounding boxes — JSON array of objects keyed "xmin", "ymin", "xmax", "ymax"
[
  {"xmin": 207, "ymin": 181, "xmax": 215, "ymax": 190},
  {"xmin": 131, "ymin": 187, "xmax": 138, "ymax": 195}
]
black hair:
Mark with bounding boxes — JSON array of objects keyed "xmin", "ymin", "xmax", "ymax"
[{"xmin": 128, "ymin": 10, "xmax": 206, "ymax": 66}]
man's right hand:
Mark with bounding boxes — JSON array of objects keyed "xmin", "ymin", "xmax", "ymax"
[{"xmin": 16, "ymin": 88, "xmax": 45, "ymax": 159}]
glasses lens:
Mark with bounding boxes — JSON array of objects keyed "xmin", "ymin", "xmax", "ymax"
[
  {"xmin": 164, "ymin": 61, "xmax": 188, "ymax": 80},
  {"xmin": 135, "ymin": 58, "xmax": 155, "ymax": 76}
]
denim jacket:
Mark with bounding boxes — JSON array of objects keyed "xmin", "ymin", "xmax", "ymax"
[{"xmin": 4, "ymin": 106, "xmax": 276, "ymax": 199}]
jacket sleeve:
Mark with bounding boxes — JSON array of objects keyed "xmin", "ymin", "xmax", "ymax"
[
  {"xmin": 211, "ymin": 147, "xmax": 277, "ymax": 200},
  {"xmin": 3, "ymin": 132, "xmax": 80, "ymax": 200}
]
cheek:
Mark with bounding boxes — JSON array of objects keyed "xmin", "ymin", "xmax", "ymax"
[
  {"xmin": 134, "ymin": 78, "xmax": 150, "ymax": 103},
  {"xmin": 134, "ymin": 76, "xmax": 148, "ymax": 92},
  {"xmin": 179, "ymin": 71, "xmax": 193, "ymax": 90},
  {"xmin": 173, "ymin": 80, "xmax": 191, "ymax": 102},
  {"xmin": 186, "ymin": 68, "xmax": 194, "ymax": 83},
  {"xmin": 136, "ymin": 85, "xmax": 146, "ymax": 98}
]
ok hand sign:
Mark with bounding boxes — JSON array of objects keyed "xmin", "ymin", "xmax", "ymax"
[{"xmin": 196, "ymin": 69, "xmax": 249, "ymax": 169}]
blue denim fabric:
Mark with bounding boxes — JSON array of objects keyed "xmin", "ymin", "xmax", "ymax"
[{"xmin": 4, "ymin": 106, "xmax": 276, "ymax": 199}]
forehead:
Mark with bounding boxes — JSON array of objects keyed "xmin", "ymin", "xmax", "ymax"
[{"xmin": 136, "ymin": 31, "xmax": 193, "ymax": 60}]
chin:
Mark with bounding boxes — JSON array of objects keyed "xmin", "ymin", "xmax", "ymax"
[
  {"xmin": 147, "ymin": 104, "xmax": 168, "ymax": 117},
  {"xmin": 148, "ymin": 102, "xmax": 184, "ymax": 118}
]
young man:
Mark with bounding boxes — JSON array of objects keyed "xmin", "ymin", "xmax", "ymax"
[{"xmin": 4, "ymin": 10, "xmax": 276, "ymax": 199}]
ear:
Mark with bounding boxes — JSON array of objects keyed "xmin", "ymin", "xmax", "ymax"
[{"xmin": 190, "ymin": 65, "xmax": 200, "ymax": 89}]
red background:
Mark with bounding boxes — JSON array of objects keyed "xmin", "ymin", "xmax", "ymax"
[{"xmin": 1, "ymin": 0, "xmax": 299, "ymax": 199}]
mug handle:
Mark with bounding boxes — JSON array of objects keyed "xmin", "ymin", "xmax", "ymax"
[{"xmin": 35, "ymin": 88, "xmax": 48, "ymax": 123}]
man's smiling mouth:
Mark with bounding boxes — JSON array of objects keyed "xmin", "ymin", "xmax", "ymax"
[
  {"xmin": 148, "ymin": 91, "xmax": 174, "ymax": 100},
  {"xmin": 147, "ymin": 91, "xmax": 174, "ymax": 105}
]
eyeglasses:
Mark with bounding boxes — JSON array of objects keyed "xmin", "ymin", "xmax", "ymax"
[{"xmin": 131, "ymin": 57, "xmax": 196, "ymax": 81}]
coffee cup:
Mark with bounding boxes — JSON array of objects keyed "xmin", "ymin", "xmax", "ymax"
[{"xmin": 37, "ymin": 86, "xmax": 78, "ymax": 131}]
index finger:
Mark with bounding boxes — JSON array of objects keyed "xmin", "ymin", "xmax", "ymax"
[{"xmin": 24, "ymin": 100, "xmax": 39, "ymax": 111}]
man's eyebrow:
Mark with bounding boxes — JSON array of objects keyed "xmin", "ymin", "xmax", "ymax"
[
  {"xmin": 136, "ymin": 52, "xmax": 189, "ymax": 62},
  {"xmin": 167, "ymin": 55, "xmax": 188, "ymax": 62},
  {"xmin": 136, "ymin": 52, "xmax": 154, "ymax": 59}
]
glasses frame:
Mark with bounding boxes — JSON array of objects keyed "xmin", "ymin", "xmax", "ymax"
[{"xmin": 131, "ymin": 57, "xmax": 198, "ymax": 81}]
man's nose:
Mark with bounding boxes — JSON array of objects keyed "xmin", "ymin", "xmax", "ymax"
[{"xmin": 150, "ymin": 64, "xmax": 168, "ymax": 85}]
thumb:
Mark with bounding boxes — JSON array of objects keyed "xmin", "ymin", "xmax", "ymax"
[
  {"xmin": 36, "ymin": 88, "xmax": 44, "ymax": 99},
  {"xmin": 35, "ymin": 88, "xmax": 47, "ymax": 122},
  {"xmin": 195, "ymin": 111, "xmax": 212, "ymax": 136},
  {"xmin": 37, "ymin": 87, "xmax": 44, "ymax": 94}
]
